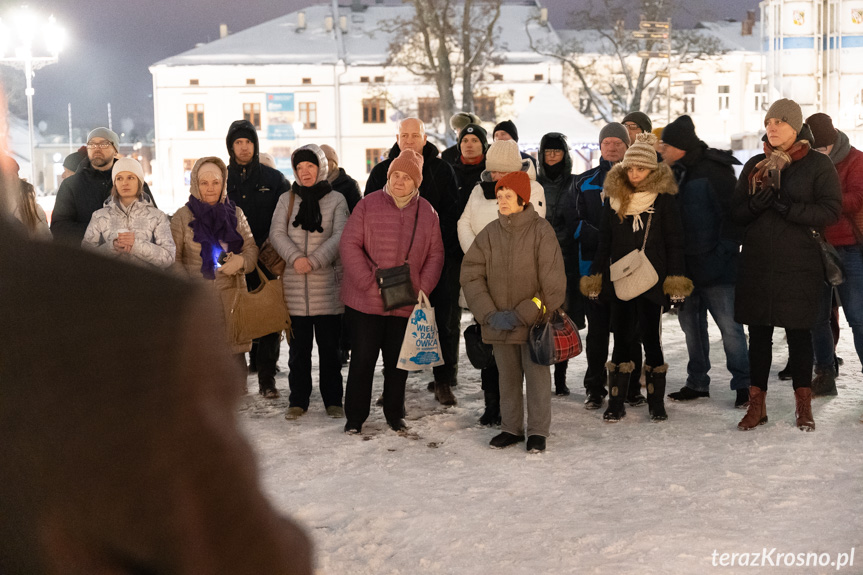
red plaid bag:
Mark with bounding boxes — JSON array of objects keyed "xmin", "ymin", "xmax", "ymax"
[{"xmin": 528, "ymin": 309, "xmax": 582, "ymax": 366}]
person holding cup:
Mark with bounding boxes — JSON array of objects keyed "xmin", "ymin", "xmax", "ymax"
[{"xmin": 82, "ymin": 157, "xmax": 174, "ymax": 269}]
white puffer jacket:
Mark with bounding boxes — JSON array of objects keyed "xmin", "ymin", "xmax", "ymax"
[
  {"xmin": 82, "ymin": 195, "xmax": 175, "ymax": 268},
  {"xmin": 269, "ymin": 145, "xmax": 349, "ymax": 316}
]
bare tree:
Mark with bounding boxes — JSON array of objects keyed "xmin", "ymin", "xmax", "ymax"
[
  {"xmin": 527, "ymin": 0, "xmax": 724, "ymax": 123},
  {"xmin": 378, "ymin": 0, "xmax": 503, "ymax": 142}
]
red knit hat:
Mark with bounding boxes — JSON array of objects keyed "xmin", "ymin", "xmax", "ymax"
[
  {"xmin": 387, "ymin": 149, "xmax": 424, "ymax": 188},
  {"xmin": 495, "ymin": 170, "xmax": 531, "ymax": 204}
]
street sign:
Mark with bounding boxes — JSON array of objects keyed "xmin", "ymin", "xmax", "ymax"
[
  {"xmin": 656, "ymin": 70, "xmax": 670, "ymax": 77},
  {"xmin": 632, "ymin": 31, "xmax": 669, "ymax": 39},
  {"xmin": 638, "ymin": 51, "xmax": 669, "ymax": 58},
  {"xmin": 640, "ymin": 20, "xmax": 670, "ymax": 29}
]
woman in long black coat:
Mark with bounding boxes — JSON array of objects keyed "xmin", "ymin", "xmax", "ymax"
[{"xmin": 732, "ymin": 98, "xmax": 841, "ymax": 432}]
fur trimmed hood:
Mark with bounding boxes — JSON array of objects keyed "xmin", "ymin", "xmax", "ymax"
[{"xmin": 603, "ymin": 161, "xmax": 678, "ymax": 204}]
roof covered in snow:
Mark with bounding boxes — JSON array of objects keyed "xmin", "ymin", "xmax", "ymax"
[{"xmin": 152, "ymin": 1, "xmax": 559, "ymax": 68}]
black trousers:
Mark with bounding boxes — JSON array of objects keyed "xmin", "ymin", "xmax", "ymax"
[
  {"xmin": 430, "ymin": 256, "xmax": 462, "ymax": 384},
  {"xmin": 287, "ymin": 314, "xmax": 343, "ymax": 409},
  {"xmin": 343, "ymin": 307, "xmax": 410, "ymax": 426},
  {"xmin": 748, "ymin": 325, "xmax": 813, "ymax": 391},
  {"xmin": 610, "ymin": 297, "xmax": 663, "ymax": 368},
  {"xmin": 585, "ymin": 299, "xmax": 643, "ymax": 390}
]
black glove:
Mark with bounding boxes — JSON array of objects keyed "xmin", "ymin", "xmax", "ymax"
[
  {"xmin": 772, "ymin": 194, "xmax": 792, "ymax": 218},
  {"xmin": 748, "ymin": 187, "xmax": 775, "ymax": 215},
  {"xmin": 669, "ymin": 295, "xmax": 686, "ymax": 310}
]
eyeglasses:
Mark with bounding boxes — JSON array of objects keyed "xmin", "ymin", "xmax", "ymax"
[
  {"xmin": 544, "ymin": 150, "xmax": 565, "ymax": 157},
  {"xmin": 624, "ymin": 122, "xmax": 641, "ymax": 130},
  {"xmin": 87, "ymin": 142, "xmax": 113, "ymax": 149}
]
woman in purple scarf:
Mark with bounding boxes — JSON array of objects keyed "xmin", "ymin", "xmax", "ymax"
[{"xmin": 171, "ymin": 157, "xmax": 259, "ymax": 358}]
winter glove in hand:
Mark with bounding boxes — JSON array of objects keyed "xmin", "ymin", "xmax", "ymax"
[
  {"xmin": 748, "ymin": 187, "xmax": 775, "ymax": 215},
  {"xmin": 669, "ymin": 295, "xmax": 686, "ymax": 310},
  {"xmin": 218, "ymin": 252, "xmax": 246, "ymax": 275},
  {"xmin": 488, "ymin": 310, "xmax": 519, "ymax": 331},
  {"xmin": 771, "ymin": 194, "xmax": 792, "ymax": 218}
]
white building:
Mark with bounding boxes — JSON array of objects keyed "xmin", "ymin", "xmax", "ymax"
[{"xmin": 149, "ymin": 0, "xmax": 563, "ymax": 208}]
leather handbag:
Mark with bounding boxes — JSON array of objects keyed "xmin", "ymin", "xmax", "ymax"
[
  {"xmin": 528, "ymin": 308, "xmax": 583, "ymax": 366},
  {"xmin": 367, "ymin": 201, "xmax": 420, "ymax": 311},
  {"xmin": 464, "ymin": 322, "xmax": 494, "ymax": 370},
  {"xmin": 257, "ymin": 191, "xmax": 294, "ymax": 277},
  {"xmin": 811, "ymin": 228, "xmax": 845, "ymax": 287},
  {"xmin": 608, "ymin": 213, "xmax": 658, "ymax": 301},
  {"xmin": 222, "ymin": 264, "xmax": 291, "ymax": 344}
]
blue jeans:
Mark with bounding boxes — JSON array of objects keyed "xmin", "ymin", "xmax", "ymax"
[
  {"xmin": 677, "ymin": 283, "xmax": 751, "ymax": 391},
  {"xmin": 812, "ymin": 245, "xmax": 863, "ymax": 372}
]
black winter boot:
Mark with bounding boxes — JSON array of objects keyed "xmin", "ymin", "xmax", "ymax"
[
  {"xmin": 603, "ymin": 361, "xmax": 633, "ymax": 422},
  {"xmin": 626, "ymin": 365, "xmax": 647, "ymax": 406},
  {"xmin": 583, "ymin": 365, "xmax": 607, "ymax": 410},
  {"xmin": 811, "ymin": 365, "xmax": 838, "ymax": 397},
  {"xmin": 645, "ymin": 364, "xmax": 668, "ymax": 422},
  {"xmin": 554, "ymin": 360, "xmax": 570, "ymax": 396},
  {"xmin": 479, "ymin": 391, "xmax": 501, "ymax": 426}
]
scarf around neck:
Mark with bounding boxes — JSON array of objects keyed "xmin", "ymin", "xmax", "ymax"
[
  {"xmin": 829, "ymin": 130, "xmax": 851, "ymax": 165},
  {"xmin": 460, "ymin": 154, "xmax": 484, "ymax": 166},
  {"xmin": 748, "ymin": 139, "xmax": 810, "ymax": 194},
  {"xmin": 609, "ymin": 191, "xmax": 658, "ymax": 232},
  {"xmin": 384, "ymin": 183, "xmax": 419, "ymax": 209},
  {"xmin": 292, "ymin": 180, "xmax": 332, "ymax": 233},
  {"xmin": 186, "ymin": 195, "xmax": 244, "ymax": 280}
]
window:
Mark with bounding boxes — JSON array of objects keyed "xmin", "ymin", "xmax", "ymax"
[
  {"xmin": 186, "ymin": 104, "xmax": 205, "ymax": 131},
  {"xmin": 417, "ymin": 97, "xmax": 440, "ymax": 124},
  {"xmin": 683, "ymin": 81, "xmax": 697, "ymax": 114},
  {"xmin": 246, "ymin": 78, "xmax": 256, "ymax": 85},
  {"xmin": 243, "ymin": 102, "xmax": 261, "ymax": 129},
  {"xmin": 298, "ymin": 102, "xmax": 317, "ymax": 129},
  {"xmin": 491, "ymin": 73, "xmax": 503, "ymax": 81},
  {"xmin": 302, "ymin": 77, "xmax": 312, "ymax": 84},
  {"xmin": 363, "ymin": 98, "xmax": 387, "ymax": 123},
  {"xmin": 366, "ymin": 148, "xmax": 386, "ymax": 173},
  {"xmin": 360, "ymin": 76, "xmax": 370, "ymax": 83},
  {"xmin": 474, "ymin": 95, "xmax": 496, "ymax": 122},
  {"xmin": 754, "ymin": 83, "xmax": 768, "ymax": 111},
  {"xmin": 189, "ymin": 79, "xmax": 199, "ymax": 86},
  {"xmin": 534, "ymin": 74, "xmax": 544, "ymax": 81},
  {"xmin": 718, "ymin": 85, "xmax": 730, "ymax": 110},
  {"xmin": 374, "ymin": 75, "xmax": 385, "ymax": 83}
]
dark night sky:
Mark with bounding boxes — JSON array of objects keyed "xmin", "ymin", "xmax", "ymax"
[{"xmin": 4, "ymin": 0, "xmax": 758, "ymax": 138}]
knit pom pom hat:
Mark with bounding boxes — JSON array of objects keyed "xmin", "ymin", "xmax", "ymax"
[
  {"xmin": 485, "ymin": 140, "xmax": 523, "ymax": 173},
  {"xmin": 621, "ymin": 133, "xmax": 659, "ymax": 170}
]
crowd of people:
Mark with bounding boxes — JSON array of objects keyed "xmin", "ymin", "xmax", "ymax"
[{"xmin": 13, "ymin": 96, "xmax": 862, "ymax": 453}]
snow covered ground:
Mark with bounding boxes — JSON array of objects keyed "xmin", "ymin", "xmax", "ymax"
[{"xmin": 239, "ymin": 312, "xmax": 863, "ymax": 575}]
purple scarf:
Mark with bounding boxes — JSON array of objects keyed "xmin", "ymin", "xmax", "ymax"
[{"xmin": 186, "ymin": 195, "xmax": 244, "ymax": 279}]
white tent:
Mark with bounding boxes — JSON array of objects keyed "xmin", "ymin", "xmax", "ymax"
[{"xmin": 515, "ymin": 84, "xmax": 600, "ymax": 148}]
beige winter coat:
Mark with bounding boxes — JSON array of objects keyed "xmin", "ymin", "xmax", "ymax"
[
  {"xmin": 460, "ymin": 203, "xmax": 566, "ymax": 344},
  {"xmin": 170, "ymin": 157, "xmax": 259, "ymax": 353}
]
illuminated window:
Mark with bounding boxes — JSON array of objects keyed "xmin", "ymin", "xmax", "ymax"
[{"xmin": 186, "ymin": 104, "xmax": 205, "ymax": 131}]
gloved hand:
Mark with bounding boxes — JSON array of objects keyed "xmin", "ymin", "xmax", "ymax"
[
  {"xmin": 487, "ymin": 310, "xmax": 519, "ymax": 331},
  {"xmin": 771, "ymin": 194, "xmax": 792, "ymax": 218},
  {"xmin": 218, "ymin": 252, "xmax": 246, "ymax": 275},
  {"xmin": 748, "ymin": 187, "xmax": 775, "ymax": 215},
  {"xmin": 669, "ymin": 295, "xmax": 686, "ymax": 310}
]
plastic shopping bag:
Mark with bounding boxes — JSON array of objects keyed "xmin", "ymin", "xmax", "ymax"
[{"xmin": 397, "ymin": 291, "xmax": 444, "ymax": 371}]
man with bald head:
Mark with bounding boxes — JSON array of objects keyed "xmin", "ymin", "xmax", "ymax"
[{"xmin": 365, "ymin": 118, "xmax": 462, "ymax": 405}]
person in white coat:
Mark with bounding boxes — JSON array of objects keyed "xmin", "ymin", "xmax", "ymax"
[
  {"xmin": 269, "ymin": 144, "xmax": 349, "ymax": 420},
  {"xmin": 456, "ymin": 139, "xmax": 546, "ymax": 426},
  {"xmin": 82, "ymin": 158, "xmax": 174, "ymax": 269}
]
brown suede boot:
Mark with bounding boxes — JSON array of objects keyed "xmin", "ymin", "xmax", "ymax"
[
  {"xmin": 794, "ymin": 387, "xmax": 815, "ymax": 431},
  {"xmin": 737, "ymin": 387, "xmax": 768, "ymax": 430},
  {"xmin": 434, "ymin": 381, "xmax": 457, "ymax": 406}
]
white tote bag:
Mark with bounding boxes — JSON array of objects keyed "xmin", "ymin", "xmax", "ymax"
[{"xmin": 397, "ymin": 291, "xmax": 445, "ymax": 371}]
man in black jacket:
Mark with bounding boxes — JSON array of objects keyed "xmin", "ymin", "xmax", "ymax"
[
  {"xmin": 365, "ymin": 118, "xmax": 461, "ymax": 406},
  {"xmin": 659, "ymin": 115, "xmax": 751, "ymax": 408},
  {"xmin": 225, "ymin": 119, "xmax": 289, "ymax": 398},
  {"xmin": 51, "ymin": 127, "xmax": 155, "ymax": 244}
]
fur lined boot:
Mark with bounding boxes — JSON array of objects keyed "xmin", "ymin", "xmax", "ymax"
[
  {"xmin": 645, "ymin": 364, "xmax": 668, "ymax": 421},
  {"xmin": 603, "ymin": 361, "xmax": 634, "ymax": 422}
]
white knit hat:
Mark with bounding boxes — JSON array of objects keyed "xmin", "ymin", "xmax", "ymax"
[
  {"xmin": 112, "ymin": 157, "xmax": 145, "ymax": 185},
  {"xmin": 485, "ymin": 140, "xmax": 523, "ymax": 173}
]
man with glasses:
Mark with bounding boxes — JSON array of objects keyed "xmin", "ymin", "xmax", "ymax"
[
  {"xmin": 51, "ymin": 127, "xmax": 155, "ymax": 244},
  {"xmin": 621, "ymin": 111, "xmax": 653, "ymax": 147}
]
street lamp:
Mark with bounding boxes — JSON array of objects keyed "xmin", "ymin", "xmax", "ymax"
[{"xmin": 0, "ymin": 6, "xmax": 64, "ymax": 183}]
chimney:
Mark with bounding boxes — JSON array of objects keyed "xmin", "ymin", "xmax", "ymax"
[
  {"xmin": 742, "ymin": 10, "xmax": 755, "ymax": 36},
  {"xmin": 350, "ymin": 0, "xmax": 367, "ymax": 13},
  {"xmin": 297, "ymin": 11, "xmax": 306, "ymax": 31},
  {"xmin": 539, "ymin": 7, "xmax": 548, "ymax": 26},
  {"xmin": 339, "ymin": 15, "xmax": 348, "ymax": 32},
  {"xmin": 325, "ymin": 16, "xmax": 334, "ymax": 32},
  {"xmin": 219, "ymin": 24, "xmax": 228, "ymax": 38}
]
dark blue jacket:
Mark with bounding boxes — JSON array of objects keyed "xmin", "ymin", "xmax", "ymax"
[
  {"xmin": 671, "ymin": 143, "xmax": 742, "ymax": 287},
  {"xmin": 565, "ymin": 157, "xmax": 615, "ymax": 276}
]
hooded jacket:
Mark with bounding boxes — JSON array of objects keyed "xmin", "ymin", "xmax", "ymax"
[
  {"xmin": 460, "ymin": 203, "xmax": 566, "ymax": 344},
  {"xmin": 536, "ymin": 133, "xmax": 579, "ymax": 268},
  {"xmin": 671, "ymin": 142, "xmax": 743, "ymax": 287},
  {"xmin": 732, "ymin": 133, "xmax": 842, "ymax": 329},
  {"xmin": 824, "ymin": 131, "xmax": 863, "ymax": 247},
  {"xmin": 328, "ymin": 167, "xmax": 362, "ymax": 213},
  {"xmin": 591, "ymin": 162, "xmax": 687, "ymax": 307},
  {"xmin": 225, "ymin": 119, "xmax": 289, "ymax": 247},
  {"xmin": 82, "ymin": 194, "xmax": 175, "ymax": 269},
  {"xmin": 364, "ymin": 140, "xmax": 460, "ymax": 258},
  {"xmin": 51, "ymin": 157, "xmax": 155, "ymax": 245},
  {"xmin": 269, "ymin": 144, "xmax": 349, "ymax": 317},
  {"xmin": 339, "ymin": 189, "xmax": 444, "ymax": 318}
]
